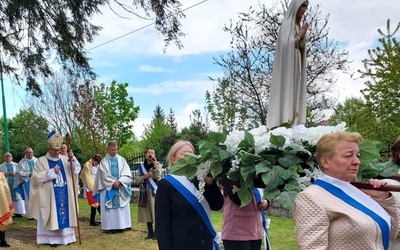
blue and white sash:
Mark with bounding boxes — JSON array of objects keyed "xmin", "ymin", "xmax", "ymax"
[
  {"xmin": 314, "ymin": 175, "xmax": 390, "ymax": 250},
  {"xmin": 254, "ymin": 188, "xmax": 271, "ymax": 250},
  {"xmin": 139, "ymin": 163, "xmax": 158, "ymax": 194},
  {"xmin": 164, "ymin": 174, "xmax": 221, "ymax": 250}
]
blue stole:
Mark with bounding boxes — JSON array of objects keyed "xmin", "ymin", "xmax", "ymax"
[
  {"xmin": 138, "ymin": 163, "xmax": 158, "ymax": 194},
  {"xmin": 109, "ymin": 157, "xmax": 121, "ymax": 209},
  {"xmin": 16, "ymin": 160, "xmax": 35, "ymax": 200},
  {"xmin": 6, "ymin": 164, "xmax": 17, "ymax": 200},
  {"xmin": 48, "ymin": 159, "xmax": 70, "ymax": 229},
  {"xmin": 254, "ymin": 188, "xmax": 271, "ymax": 250},
  {"xmin": 164, "ymin": 174, "xmax": 220, "ymax": 250},
  {"xmin": 314, "ymin": 179, "xmax": 390, "ymax": 250}
]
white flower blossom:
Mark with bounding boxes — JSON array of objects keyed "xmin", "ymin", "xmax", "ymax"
[
  {"xmin": 196, "ymin": 160, "xmax": 211, "ymax": 202},
  {"xmin": 224, "ymin": 130, "xmax": 245, "ymax": 154}
]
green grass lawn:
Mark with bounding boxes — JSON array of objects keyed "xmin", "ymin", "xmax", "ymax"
[{"xmin": 5, "ymin": 198, "xmax": 297, "ymax": 249}]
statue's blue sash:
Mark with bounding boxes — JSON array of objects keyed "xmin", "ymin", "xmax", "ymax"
[
  {"xmin": 314, "ymin": 179, "xmax": 390, "ymax": 250},
  {"xmin": 164, "ymin": 174, "xmax": 220, "ymax": 250}
]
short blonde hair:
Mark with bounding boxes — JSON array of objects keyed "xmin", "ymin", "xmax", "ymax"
[
  {"xmin": 167, "ymin": 140, "xmax": 194, "ymax": 168},
  {"xmin": 314, "ymin": 131, "xmax": 363, "ymax": 167}
]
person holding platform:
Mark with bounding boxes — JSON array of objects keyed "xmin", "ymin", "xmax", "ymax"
[
  {"xmin": 80, "ymin": 154, "xmax": 102, "ymax": 226},
  {"xmin": 136, "ymin": 148, "xmax": 162, "ymax": 239},
  {"xmin": 156, "ymin": 140, "xmax": 224, "ymax": 250},
  {"xmin": 29, "ymin": 131, "xmax": 81, "ymax": 247},
  {"xmin": 16, "ymin": 147, "xmax": 37, "ymax": 219},
  {"xmin": 93, "ymin": 141, "xmax": 132, "ymax": 233},
  {"xmin": 221, "ymin": 186, "xmax": 270, "ymax": 250},
  {"xmin": 267, "ymin": 0, "xmax": 309, "ymax": 129},
  {"xmin": 0, "ymin": 172, "xmax": 14, "ymax": 247},
  {"xmin": 294, "ymin": 131, "xmax": 399, "ymax": 250}
]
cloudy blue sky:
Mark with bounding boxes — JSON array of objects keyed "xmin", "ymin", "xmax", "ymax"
[{"xmin": 3, "ymin": 0, "xmax": 400, "ymax": 138}]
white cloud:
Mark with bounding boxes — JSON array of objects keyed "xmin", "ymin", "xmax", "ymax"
[
  {"xmin": 137, "ymin": 65, "xmax": 172, "ymax": 73},
  {"xmin": 132, "ymin": 117, "xmax": 151, "ymax": 139},
  {"xmin": 182, "ymin": 103, "xmax": 202, "ymax": 116},
  {"xmin": 127, "ymin": 79, "xmax": 214, "ymax": 96}
]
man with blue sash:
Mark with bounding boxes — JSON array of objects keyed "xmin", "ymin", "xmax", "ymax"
[
  {"xmin": 136, "ymin": 148, "xmax": 161, "ymax": 239},
  {"xmin": 29, "ymin": 131, "xmax": 81, "ymax": 246},
  {"xmin": 16, "ymin": 147, "xmax": 37, "ymax": 219},
  {"xmin": 93, "ymin": 141, "xmax": 132, "ymax": 233},
  {"xmin": 0, "ymin": 152, "xmax": 26, "ymax": 218}
]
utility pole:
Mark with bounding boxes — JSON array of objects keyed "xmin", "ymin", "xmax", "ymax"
[{"xmin": 0, "ymin": 56, "xmax": 10, "ymax": 152}]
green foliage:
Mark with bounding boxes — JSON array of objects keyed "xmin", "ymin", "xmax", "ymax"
[
  {"xmin": 0, "ymin": 109, "xmax": 49, "ymax": 160},
  {"xmin": 141, "ymin": 105, "xmax": 171, "ymax": 158},
  {"xmin": 170, "ymin": 129, "xmax": 390, "ymax": 210},
  {"xmin": 73, "ymin": 82, "xmax": 107, "ymax": 160},
  {"xmin": 329, "ymin": 97, "xmax": 400, "ymax": 144},
  {"xmin": 205, "ymin": 79, "xmax": 239, "ymax": 133},
  {"xmin": 95, "ymin": 80, "xmax": 140, "ymax": 146},
  {"xmin": 178, "ymin": 109, "xmax": 209, "ymax": 151},
  {"xmin": 359, "ymin": 19, "xmax": 400, "ymax": 138}
]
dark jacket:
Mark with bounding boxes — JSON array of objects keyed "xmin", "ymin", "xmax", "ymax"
[{"xmin": 155, "ymin": 178, "xmax": 223, "ymax": 250}]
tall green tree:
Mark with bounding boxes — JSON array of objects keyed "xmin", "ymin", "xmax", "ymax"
[
  {"xmin": 205, "ymin": 79, "xmax": 242, "ymax": 133},
  {"xmin": 359, "ymin": 19, "xmax": 400, "ymax": 128},
  {"xmin": 167, "ymin": 108, "xmax": 178, "ymax": 135},
  {"xmin": 1, "ymin": 109, "xmax": 49, "ymax": 161},
  {"xmin": 328, "ymin": 97, "xmax": 399, "ymax": 144},
  {"xmin": 141, "ymin": 106, "xmax": 171, "ymax": 159},
  {"xmin": 207, "ymin": 0, "xmax": 349, "ymax": 131},
  {"xmin": 1, "ymin": 0, "xmax": 185, "ymax": 96},
  {"xmin": 178, "ymin": 109, "xmax": 209, "ymax": 151},
  {"xmin": 72, "ymin": 82, "xmax": 107, "ymax": 160},
  {"xmin": 95, "ymin": 80, "xmax": 140, "ymax": 146}
]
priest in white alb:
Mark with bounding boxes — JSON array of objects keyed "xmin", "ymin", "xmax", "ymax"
[{"xmin": 93, "ymin": 141, "xmax": 132, "ymax": 233}]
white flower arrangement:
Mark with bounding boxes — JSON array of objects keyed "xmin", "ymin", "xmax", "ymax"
[{"xmin": 171, "ymin": 122, "xmax": 388, "ymax": 210}]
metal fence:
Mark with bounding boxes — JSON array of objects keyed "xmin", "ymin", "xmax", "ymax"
[{"xmin": 126, "ymin": 152, "xmax": 169, "ymax": 187}]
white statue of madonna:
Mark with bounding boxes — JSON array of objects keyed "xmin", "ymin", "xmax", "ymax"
[{"xmin": 266, "ymin": 0, "xmax": 309, "ymax": 129}]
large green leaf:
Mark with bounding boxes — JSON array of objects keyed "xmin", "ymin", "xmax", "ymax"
[
  {"xmin": 261, "ymin": 168, "xmax": 284, "ymax": 191},
  {"xmin": 269, "ymin": 134, "xmax": 286, "ymax": 147},
  {"xmin": 238, "ymin": 131, "xmax": 255, "ymax": 150},
  {"xmin": 237, "ymin": 188, "xmax": 253, "ymax": 208},
  {"xmin": 284, "ymin": 177, "xmax": 301, "ymax": 192},
  {"xmin": 263, "ymin": 154, "xmax": 276, "ymax": 165},
  {"xmin": 277, "ymin": 191, "xmax": 298, "ymax": 210},
  {"xmin": 255, "ymin": 161, "xmax": 273, "ymax": 175},
  {"xmin": 238, "ymin": 150, "xmax": 261, "ymax": 166},
  {"xmin": 263, "ymin": 188, "xmax": 281, "ymax": 200},
  {"xmin": 376, "ymin": 161, "xmax": 400, "ymax": 177},
  {"xmin": 210, "ymin": 161, "xmax": 223, "ymax": 178},
  {"xmin": 359, "ymin": 140, "xmax": 381, "ymax": 164},
  {"xmin": 240, "ymin": 165, "xmax": 256, "ymax": 183},
  {"xmin": 207, "ymin": 131, "xmax": 227, "ymax": 143},
  {"xmin": 227, "ymin": 169, "xmax": 240, "ymax": 182},
  {"xmin": 279, "ymin": 152, "xmax": 300, "ymax": 168},
  {"xmin": 273, "ymin": 165, "xmax": 294, "ymax": 181},
  {"xmin": 169, "ymin": 157, "xmax": 198, "ymax": 178},
  {"xmin": 218, "ymin": 148, "xmax": 231, "ymax": 161},
  {"xmin": 358, "ymin": 159, "xmax": 384, "ymax": 180}
]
